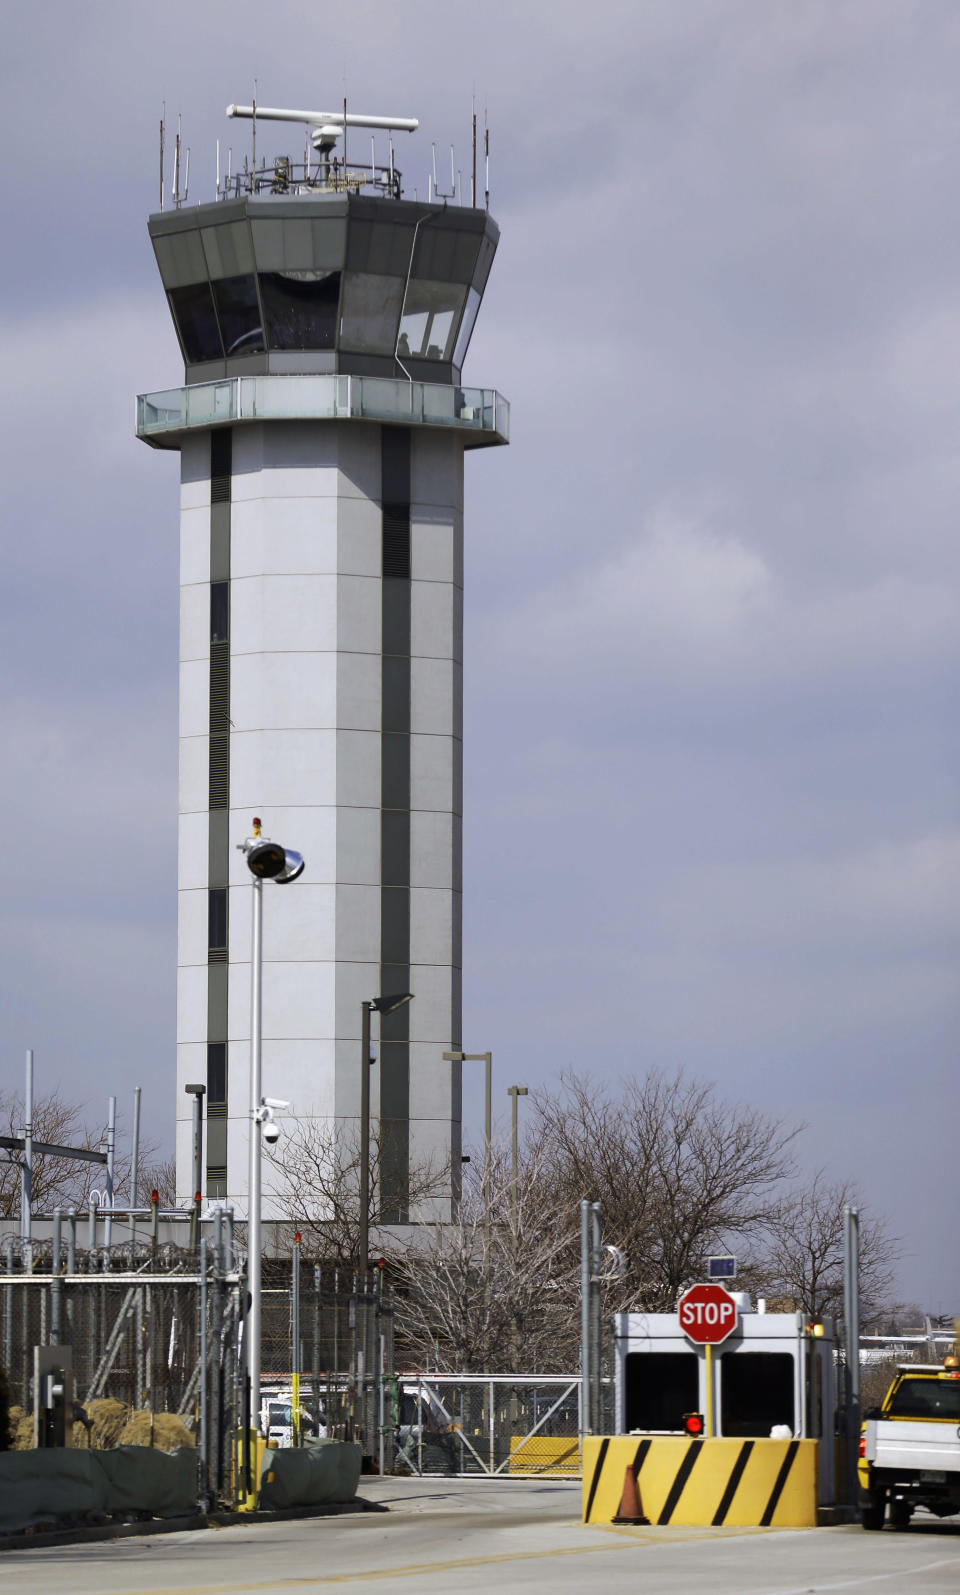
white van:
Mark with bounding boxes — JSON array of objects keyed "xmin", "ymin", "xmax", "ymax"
[{"xmin": 260, "ymin": 1392, "xmax": 327, "ymax": 1448}]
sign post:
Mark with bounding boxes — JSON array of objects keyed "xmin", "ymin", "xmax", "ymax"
[{"xmin": 677, "ymin": 1282, "xmax": 740, "ymax": 1440}]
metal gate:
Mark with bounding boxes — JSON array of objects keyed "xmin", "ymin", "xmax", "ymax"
[{"xmin": 393, "ymin": 1374, "xmax": 582, "ymax": 1477}]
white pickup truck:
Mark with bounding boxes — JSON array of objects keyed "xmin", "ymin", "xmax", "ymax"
[{"xmin": 858, "ymin": 1356, "xmax": 960, "ymax": 1529}]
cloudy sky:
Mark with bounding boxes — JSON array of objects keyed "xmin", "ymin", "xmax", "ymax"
[{"xmin": 2, "ymin": 1, "xmax": 958, "ymax": 1309}]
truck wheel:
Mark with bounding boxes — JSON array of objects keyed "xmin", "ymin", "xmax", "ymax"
[
  {"xmin": 889, "ymin": 1498, "xmax": 912, "ymax": 1529},
  {"xmin": 861, "ymin": 1495, "xmax": 886, "ymax": 1531}
]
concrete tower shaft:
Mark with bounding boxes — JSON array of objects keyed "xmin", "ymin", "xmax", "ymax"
[{"xmin": 138, "ymin": 162, "xmax": 508, "ymax": 1223}]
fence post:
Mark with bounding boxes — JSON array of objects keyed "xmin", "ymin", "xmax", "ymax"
[
  {"xmin": 291, "ymin": 1233, "xmax": 301, "ymax": 1447},
  {"xmin": 51, "ymin": 1210, "xmax": 63, "ymax": 1345},
  {"xmin": 590, "ymin": 1202, "xmax": 602, "ymax": 1433},
  {"xmin": 199, "ymin": 1237, "xmax": 209, "ymax": 1510},
  {"xmin": 580, "ymin": 1200, "xmax": 590, "ymax": 1438}
]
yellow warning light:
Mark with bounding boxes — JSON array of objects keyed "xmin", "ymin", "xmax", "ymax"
[{"xmin": 807, "ymin": 1322, "xmax": 824, "ymax": 1338}]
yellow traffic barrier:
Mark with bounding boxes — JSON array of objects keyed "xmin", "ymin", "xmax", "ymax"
[
  {"xmin": 508, "ymin": 1436, "xmax": 581, "ymax": 1476},
  {"xmin": 235, "ymin": 1429, "xmax": 268, "ymax": 1512},
  {"xmin": 582, "ymin": 1436, "xmax": 817, "ymax": 1528}
]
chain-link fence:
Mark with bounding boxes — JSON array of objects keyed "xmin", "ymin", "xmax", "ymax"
[
  {"xmin": 1, "ymin": 1236, "xmax": 397, "ymax": 1500},
  {"xmin": 261, "ymin": 1256, "xmax": 396, "ymax": 1468}
]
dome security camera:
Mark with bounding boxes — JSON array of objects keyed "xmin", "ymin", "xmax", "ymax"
[{"xmin": 262, "ymin": 1119, "xmax": 281, "ymax": 1146}]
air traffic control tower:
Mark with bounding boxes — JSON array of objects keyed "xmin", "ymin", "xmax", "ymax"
[{"xmin": 136, "ymin": 103, "xmax": 508, "ymax": 1220}]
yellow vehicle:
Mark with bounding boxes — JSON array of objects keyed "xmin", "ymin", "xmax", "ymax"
[{"xmin": 857, "ymin": 1354, "xmax": 960, "ymax": 1529}]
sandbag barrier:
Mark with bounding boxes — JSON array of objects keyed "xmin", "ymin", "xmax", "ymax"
[
  {"xmin": 258, "ymin": 1439, "xmax": 362, "ymax": 1510},
  {"xmin": 582, "ymin": 1436, "xmax": 818, "ymax": 1528},
  {"xmin": 0, "ymin": 1439, "xmax": 362, "ymax": 1535},
  {"xmin": 0, "ymin": 1446, "xmax": 198, "ymax": 1535}
]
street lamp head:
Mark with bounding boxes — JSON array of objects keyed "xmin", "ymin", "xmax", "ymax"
[
  {"xmin": 371, "ymin": 992, "xmax": 414, "ymax": 1016},
  {"xmin": 241, "ymin": 837, "xmax": 305, "ymax": 884}
]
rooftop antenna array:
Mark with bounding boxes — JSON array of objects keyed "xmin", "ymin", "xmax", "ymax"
[
  {"xmin": 170, "ymin": 112, "xmax": 189, "ymax": 208},
  {"xmin": 429, "ymin": 141, "xmax": 458, "ymax": 204},
  {"xmin": 161, "ymin": 99, "xmax": 490, "ymax": 208}
]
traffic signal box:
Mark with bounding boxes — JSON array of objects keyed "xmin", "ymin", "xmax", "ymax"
[{"xmin": 582, "ymin": 1306, "xmax": 833, "ymax": 1527}]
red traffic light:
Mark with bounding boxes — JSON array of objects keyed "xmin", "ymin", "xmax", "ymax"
[
  {"xmin": 682, "ymin": 1412, "xmax": 705, "ymax": 1437},
  {"xmin": 150, "ymin": 1190, "xmax": 159, "ymax": 1205}
]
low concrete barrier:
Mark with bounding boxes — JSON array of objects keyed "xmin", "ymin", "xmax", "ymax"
[{"xmin": 582, "ymin": 1436, "xmax": 818, "ymax": 1528}]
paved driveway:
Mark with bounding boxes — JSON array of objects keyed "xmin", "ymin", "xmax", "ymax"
[{"xmin": 3, "ymin": 1476, "xmax": 959, "ymax": 1594}]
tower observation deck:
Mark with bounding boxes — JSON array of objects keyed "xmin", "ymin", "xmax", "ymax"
[{"xmin": 137, "ymin": 103, "xmax": 508, "ymax": 1224}]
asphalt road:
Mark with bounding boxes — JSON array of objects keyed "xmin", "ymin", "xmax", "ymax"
[{"xmin": 4, "ymin": 1477, "xmax": 960, "ymax": 1594}]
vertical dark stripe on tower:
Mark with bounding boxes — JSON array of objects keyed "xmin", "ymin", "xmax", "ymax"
[
  {"xmin": 206, "ymin": 428, "xmax": 231, "ymax": 1197},
  {"xmin": 380, "ymin": 427, "xmax": 411, "ymax": 1224}
]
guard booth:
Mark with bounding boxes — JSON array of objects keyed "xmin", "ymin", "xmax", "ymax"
[{"xmin": 612, "ymin": 1302, "xmax": 836, "ymax": 1508}]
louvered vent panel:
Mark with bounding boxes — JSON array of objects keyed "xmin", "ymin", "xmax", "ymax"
[
  {"xmin": 210, "ymin": 431, "xmax": 232, "ymax": 504},
  {"xmin": 209, "ymin": 643, "xmax": 230, "ymax": 733},
  {"xmin": 382, "ymin": 505, "xmax": 411, "ymax": 579},
  {"xmin": 209, "ymin": 735, "xmax": 230, "ymax": 810}
]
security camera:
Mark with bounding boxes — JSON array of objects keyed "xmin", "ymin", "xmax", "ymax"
[{"xmin": 262, "ymin": 1120, "xmax": 280, "ymax": 1146}]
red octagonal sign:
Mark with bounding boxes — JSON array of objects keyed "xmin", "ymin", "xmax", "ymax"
[{"xmin": 678, "ymin": 1282, "xmax": 739, "ymax": 1345}]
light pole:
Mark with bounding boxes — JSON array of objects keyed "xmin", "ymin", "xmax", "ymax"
[
  {"xmin": 507, "ymin": 1085, "xmax": 528, "ymax": 1236},
  {"xmin": 359, "ymin": 993, "xmax": 414, "ymax": 1273},
  {"xmin": 184, "ymin": 1083, "xmax": 205, "ymax": 1251},
  {"xmin": 239, "ymin": 817, "xmax": 304, "ymax": 1440}
]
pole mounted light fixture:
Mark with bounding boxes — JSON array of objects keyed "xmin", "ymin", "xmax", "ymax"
[
  {"xmin": 237, "ymin": 817, "xmax": 305, "ymax": 1447},
  {"xmin": 359, "ymin": 992, "xmax": 414, "ymax": 1272}
]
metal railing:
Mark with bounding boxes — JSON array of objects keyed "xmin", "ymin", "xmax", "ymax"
[{"xmin": 136, "ymin": 375, "xmax": 509, "ymax": 446}]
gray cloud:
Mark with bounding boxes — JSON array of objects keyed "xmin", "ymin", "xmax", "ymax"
[{"xmin": 1, "ymin": 0, "xmax": 957, "ymax": 1307}]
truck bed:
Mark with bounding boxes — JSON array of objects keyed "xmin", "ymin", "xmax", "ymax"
[{"xmin": 865, "ymin": 1419, "xmax": 960, "ymax": 1474}]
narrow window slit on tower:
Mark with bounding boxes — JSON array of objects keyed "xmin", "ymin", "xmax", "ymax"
[
  {"xmin": 208, "ymin": 888, "xmax": 228, "ymax": 959},
  {"xmin": 379, "ymin": 428, "xmax": 412, "ymax": 1224},
  {"xmin": 206, "ymin": 430, "xmax": 232, "ymax": 1189}
]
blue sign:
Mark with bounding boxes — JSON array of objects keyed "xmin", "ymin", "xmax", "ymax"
[{"xmin": 707, "ymin": 1256, "xmax": 736, "ymax": 1280}]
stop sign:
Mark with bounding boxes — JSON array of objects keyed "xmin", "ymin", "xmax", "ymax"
[{"xmin": 678, "ymin": 1283, "xmax": 739, "ymax": 1345}]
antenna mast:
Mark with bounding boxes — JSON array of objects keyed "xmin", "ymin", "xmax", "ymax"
[{"xmin": 484, "ymin": 110, "xmax": 489, "ymax": 210}]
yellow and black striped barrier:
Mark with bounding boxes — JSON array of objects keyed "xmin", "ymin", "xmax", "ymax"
[{"xmin": 583, "ymin": 1436, "xmax": 817, "ymax": 1528}]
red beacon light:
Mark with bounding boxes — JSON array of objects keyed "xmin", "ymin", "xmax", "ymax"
[
  {"xmin": 682, "ymin": 1412, "xmax": 705, "ymax": 1437},
  {"xmin": 943, "ymin": 1353, "xmax": 959, "ymax": 1379}
]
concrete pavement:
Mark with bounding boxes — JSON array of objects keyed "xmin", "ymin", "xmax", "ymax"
[{"xmin": 3, "ymin": 1476, "xmax": 959, "ymax": 1593}]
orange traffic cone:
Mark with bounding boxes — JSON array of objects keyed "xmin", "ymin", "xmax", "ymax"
[{"xmin": 612, "ymin": 1464, "xmax": 649, "ymax": 1524}]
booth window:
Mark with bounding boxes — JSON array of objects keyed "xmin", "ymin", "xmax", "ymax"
[
  {"xmin": 720, "ymin": 1352, "xmax": 795, "ymax": 1437},
  {"xmin": 624, "ymin": 1353, "xmax": 698, "ymax": 1431}
]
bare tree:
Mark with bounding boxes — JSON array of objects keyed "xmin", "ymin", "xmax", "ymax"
[
  {"xmin": 754, "ymin": 1173, "xmax": 901, "ymax": 1325},
  {"xmin": 528, "ymin": 1070, "xmax": 801, "ymax": 1312},
  {"xmin": 389, "ymin": 1147, "xmax": 580, "ymax": 1373},
  {"xmin": 267, "ymin": 1115, "xmax": 451, "ymax": 1265}
]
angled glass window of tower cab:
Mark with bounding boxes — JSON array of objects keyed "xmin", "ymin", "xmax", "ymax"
[
  {"xmin": 137, "ymin": 103, "xmax": 508, "ymax": 1220},
  {"xmin": 149, "ymin": 193, "xmax": 498, "ymax": 386}
]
